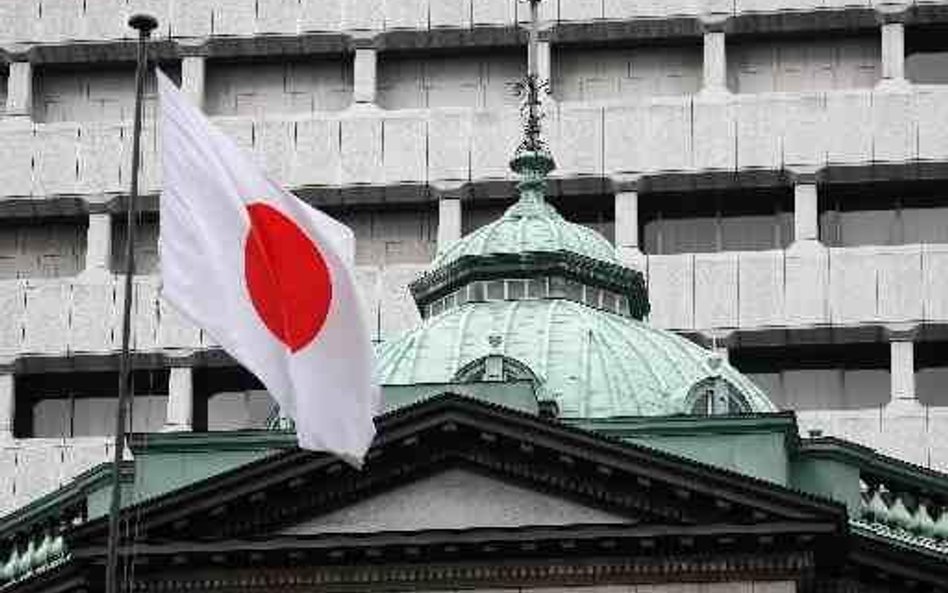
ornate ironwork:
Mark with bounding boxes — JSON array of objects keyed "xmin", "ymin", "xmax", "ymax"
[{"xmin": 511, "ymin": 73, "xmax": 550, "ymax": 155}]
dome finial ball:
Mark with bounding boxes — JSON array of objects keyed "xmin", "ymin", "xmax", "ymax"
[{"xmin": 128, "ymin": 13, "xmax": 158, "ymax": 33}]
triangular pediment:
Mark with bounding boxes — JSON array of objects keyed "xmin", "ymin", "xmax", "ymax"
[
  {"xmin": 74, "ymin": 395, "xmax": 846, "ymax": 548},
  {"xmin": 278, "ymin": 468, "xmax": 630, "ymax": 535}
]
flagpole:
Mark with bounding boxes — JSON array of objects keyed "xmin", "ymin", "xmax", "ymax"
[{"xmin": 105, "ymin": 13, "xmax": 157, "ymax": 593}]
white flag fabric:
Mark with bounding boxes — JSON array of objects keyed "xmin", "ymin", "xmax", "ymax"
[{"xmin": 157, "ymin": 70, "xmax": 380, "ymax": 466}]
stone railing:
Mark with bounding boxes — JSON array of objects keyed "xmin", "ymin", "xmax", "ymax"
[
  {"xmin": 856, "ymin": 470, "xmax": 948, "ymax": 549},
  {"xmin": 1, "ymin": 87, "xmax": 948, "ymax": 202},
  {"xmin": 0, "ymin": 527, "xmax": 69, "ymax": 587},
  {"xmin": 0, "ymin": 0, "xmax": 941, "ymax": 44}
]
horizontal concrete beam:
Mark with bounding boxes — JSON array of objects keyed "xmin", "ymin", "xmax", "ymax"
[
  {"xmin": 0, "ymin": 243, "xmax": 945, "ymax": 363},
  {"xmin": 2, "ymin": 0, "xmax": 946, "ymax": 48},
  {"xmin": 645, "ymin": 244, "xmax": 948, "ymax": 334},
  {"xmin": 1, "ymin": 86, "xmax": 947, "ymax": 203},
  {"xmin": 0, "ymin": 263, "xmax": 427, "ymax": 364}
]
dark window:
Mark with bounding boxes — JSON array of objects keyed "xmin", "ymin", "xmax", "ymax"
[
  {"xmin": 0, "ymin": 216, "xmax": 87, "ymax": 279},
  {"xmin": 906, "ymin": 25, "xmax": 948, "ymax": 84},
  {"xmin": 550, "ymin": 194, "xmax": 615, "ymax": 244},
  {"xmin": 820, "ymin": 180, "xmax": 948, "ymax": 247},
  {"xmin": 916, "ymin": 341, "xmax": 948, "ymax": 407},
  {"xmin": 111, "ymin": 212, "xmax": 159, "ymax": 275},
  {"xmin": 15, "ymin": 369, "xmax": 168, "ymax": 438},
  {"xmin": 641, "ymin": 187, "xmax": 793, "ymax": 254},
  {"xmin": 193, "ymin": 365, "xmax": 276, "ymax": 432},
  {"xmin": 732, "ymin": 342, "xmax": 890, "ymax": 410},
  {"xmin": 688, "ymin": 378, "xmax": 750, "ymax": 415},
  {"xmin": 326, "ymin": 204, "xmax": 438, "ymax": 267}
]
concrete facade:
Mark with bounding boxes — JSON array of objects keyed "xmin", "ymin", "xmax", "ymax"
[{"xmin": 1, "ymin": 0, "xmax": 948, "ymax": 515}]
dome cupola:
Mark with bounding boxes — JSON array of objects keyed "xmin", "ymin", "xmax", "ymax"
[
  {"xmin": 409, "ymin": 149, "xmax": 650, "ymax": 322},
  {"xmin": 377, "ymin": 0, "xmax": 776, "ymax": 419}
]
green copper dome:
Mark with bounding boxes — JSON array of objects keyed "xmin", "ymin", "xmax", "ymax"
[
  {"xmin": 432, "ymin": 201, "xmax": 617, "ymax": 268},
  {"xmin": 432, "ymin": 153, "xmax": 618, "ymax": 270},
  {"xmin": 376, "ymin": 71, "xmax": 777, "ymax": 419},
  {"xmin": 378, "ymin": 299, "xmax": 776, "ymax": 417}
]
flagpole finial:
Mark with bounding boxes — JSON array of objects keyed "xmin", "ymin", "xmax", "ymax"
[{"xmin": 128, "ymin": 13, "xmax": 158, "ymax": 34}]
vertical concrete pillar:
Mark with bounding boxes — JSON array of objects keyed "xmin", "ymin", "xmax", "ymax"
[
  {"xmin": 5, "ymin": 60, "xmax": 33, "ymax": 118},
  {"xmin": 533, "ymin": 38, "xmax": 552, "ymax": 85},
  {"xmin": 0, "ymin": 372, "xmax": 13, "ymax": 439},
  {"xmin": 437, "ymin": 196, "xmax": 462, "ymax": 254},
  {"xmin": 353, "ymin": 44, "xmax": 378, "ymax": 105},
  {"xmin": 881, "ymin": 22, "xmax": 905, "ymax": 83},
  {"xmin": 890, "ymin": 333, "xmax": 916, "ymax": 402},
  {"xmin": 615, "ymin": 190, "xmax": 640, "ymax": 255},
  {"xmin": 792, "ymin": 175, "xmax": 820, "ymax": 246},
  {"xmin": 165, "ymin": 365, "xmax": 193, "ymax": 431},
  {"xmin": 877, "ymin": 6, "xmax": 909, "ymax": 88},
  {"xmin": 882, "ymin": 325, "xmax": 926, "ymax": 466},
  {"xmin": 700, "ymin": 16, "xmax": 729, "ymax": 94},
  {"xmin": 181, "ymin": 55, "xmax": 206, "ymax": 110},
  {"xmin": 84, "ymin": 212, "xmax": 112, "ymax": 276},
  {"xmin": 703, "ymin": 32, "xmax": 727, "ymax": 92}
]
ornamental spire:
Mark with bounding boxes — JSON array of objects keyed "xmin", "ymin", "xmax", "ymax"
[
  {"xmin": 509, "ymin": 0, "xmax": 555, "ymax": 214},
  {"xmin": 513, "ymin": 0, "xmax": 550, "ymax": 156}
]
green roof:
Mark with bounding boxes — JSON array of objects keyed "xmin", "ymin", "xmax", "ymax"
[
  {"xmin": 432, "ymin": 200, "xmax": 618, "ymax": 269},
  {"xmin": 377, "ymin": 298, "xmax": 776, "ymax": 418},
  {"xmin": 432, "ymin": 152, "xmax": 617, "ymax": 269}
]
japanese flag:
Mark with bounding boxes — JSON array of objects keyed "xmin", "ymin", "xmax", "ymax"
[{"xmin": 157, "ymin": 70, "xmax": 380, "ymax": 466}]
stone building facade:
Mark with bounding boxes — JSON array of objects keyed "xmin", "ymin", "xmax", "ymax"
[{"xmin": 1, "ymin": 0, "xmax": 948, "ymax": 517}]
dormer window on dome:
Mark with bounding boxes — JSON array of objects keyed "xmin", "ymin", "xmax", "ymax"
[{"xmin": 686, "ymin": 377, "xmax": 752, "ymax": 415}]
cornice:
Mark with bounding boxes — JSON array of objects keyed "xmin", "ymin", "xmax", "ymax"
[
  {"xmin": 69, "ymin": 395, "xmax": 846, "ymax": 549},
  {"xmin": 0, "ymin": 462, "xmax": 132, "ymax": 540},
  {"xmin": 798, "ymin": 437, "xmax": 948, "ymax": 500},
  {"xmin": 571, "ymin": 412, "xmax": 799, "ymax": 439},
  {"xmin": 408, "ymin": 251, "xmax": 650, "ymax": 320},
  {"xmin": 133, "ymin": 551, "xmax": 815, "ymax": 592},
  {"xmin": 128, "ymin": 429, "xmax": 296, "ymax": 455}
]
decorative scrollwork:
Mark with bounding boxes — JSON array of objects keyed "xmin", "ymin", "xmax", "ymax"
[{"xmin": 510, "ymin": 73, "xmax": 551, "ymax": 155}]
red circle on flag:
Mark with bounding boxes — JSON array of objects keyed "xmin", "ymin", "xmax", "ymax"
[{"xmin": 244, "ymin": 202, "xmax": 332, "ymax": 353}]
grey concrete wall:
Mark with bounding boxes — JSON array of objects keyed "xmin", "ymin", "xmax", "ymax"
[
  {"xmin": 0, "ymin": 437, "xmax": 113, "ymax": 516},
  {"xmin": 0, "ymin": 72, "xmax": 7, "ymax": 115},
  {"xmin": 727, "ymin": 36, "xmax": 880, "ymax": 94},
  {"xmin": 798, "ymin": 402, "xmax": 948, "ymax": 469},
  {"xmin": 644, "ymin": 245, "xmax": 947, "ymax": 332},
  {"xmin": 0, "ymin": 271, "xmax": 425, "ymax": 359},
  {"xmin": 111, "ymin": 217, "xmax": 160, "ymax": 275},
  {"xmin": 205, "ymin": 58, "xmax": 352, "ymax": 116},
  {"xmin": 0, "ymin": 220, "xmax": 86, "ymax": 279},
  {"xmin": 378, "ymin": 51, "xmax": 524, "ymax": 110},
  {"xmin": 333, "ymin": 208, "xmax": 438, "ymax": 266},
  {"xmin": 2, "ymin": 0, "xmax": 948, "ymax": 520},
  {"xmin": 0, "ymin": 244, "xmax": 944, "ymax": 358},
  {"xmin": 33, "ymin": 64, "xmax": 160, "ymax": 123},
  {"xmin": 0, "ymin": 0, "xmax": 919, "ymax": 42},
  {"xmin": 1, "ymin": 86, "xmax": 946, "ymax": 198},
  {"xmin": 554, "ymin": 45, "xmax": 702, "ymax": 102}
]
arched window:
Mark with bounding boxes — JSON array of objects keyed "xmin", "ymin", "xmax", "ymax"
[
  {"xmin": 452, "ymin": 355, "xmax": 542, "ymax": 385},
  {"xmin": 687, "ymin": 378, "xmax": 750, "ymax": 416}
]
